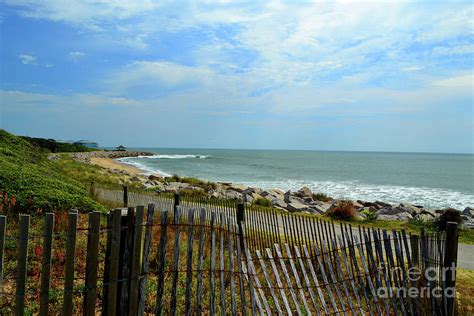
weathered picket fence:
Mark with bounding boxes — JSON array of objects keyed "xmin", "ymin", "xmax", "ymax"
[{"xmin": 0, "ymin": 202, "xmax": 459, "ymax": 315}]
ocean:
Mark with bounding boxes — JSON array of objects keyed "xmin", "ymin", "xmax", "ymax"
[{"xmin": 118, "ymin": 149, "xmax": 474, "ymax": 210}]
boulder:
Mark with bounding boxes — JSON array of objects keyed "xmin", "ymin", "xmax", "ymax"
[
  {"xmin": 148, "ymin": 174, "xmax": 163, "ymax": 181},
  {"xmin": 286, "ymin": 201, "xmax": 310, "ymax": 212},
  {"xmin": 295, "ymin": 187, "xmax": 313, "ymax": 199},
  {"xmin": 375, "ymin": 201, "xmax": 393, "ymax": 208},
  {"xmin": 414, "ymin": 213, "xmax": 434, "ymax": 222},
  {"xmin": 462, "ymin": 207, "xmax": 474, "ymax": 218},
  {"xmin": 399, "ymin": 203, "xmax": 422, "ymax": 216},
  {"xmin": 378, "ymin": 213, "xmax": 413, "ymax": 222},
  {"xmin": 284, "ymin": 190, "xmax": 292, "ymax": 203},
  {"xmin": 229, "ymin": 184, "xmax": 249, "ymax": 193}
]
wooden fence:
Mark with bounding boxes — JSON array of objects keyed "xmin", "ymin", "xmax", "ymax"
[{"xmin": 0, "ymin": 202, "xmax": 459, "ymax": 315}]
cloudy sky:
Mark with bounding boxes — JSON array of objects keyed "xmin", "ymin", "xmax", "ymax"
[{"xmin": 0, "ymin": 0, "xmax": 472, "ymax": 153}]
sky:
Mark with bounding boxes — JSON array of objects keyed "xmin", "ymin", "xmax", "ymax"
[{"xmin": 0, "ymin": 0, "xmax": 473, "ymax": 153}]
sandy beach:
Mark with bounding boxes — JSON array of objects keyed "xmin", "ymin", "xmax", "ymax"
[{"xmin": 90, "ymin": 157, "xmax": 145, "ymax": 175}]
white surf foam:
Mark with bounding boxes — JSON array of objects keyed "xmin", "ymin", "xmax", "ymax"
[
  {"xmin": 116, "ymin": 158, "xmax": 172, "ymax": 177},
  {"xmin": 137, "ymin": 154, "xmax": 210, "ymax": 159},
  {"xmin": 240, "ymin": 179, "xmax": 473, "ymax": 210}
]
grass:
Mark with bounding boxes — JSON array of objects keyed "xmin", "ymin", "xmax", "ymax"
[
  {"xmin": 456, "ymin": 269, "xmax": 474, "ymax": 314},
  {"xmin": 0, "ymin": 130, "xmax": 105, "ymax": 212}
]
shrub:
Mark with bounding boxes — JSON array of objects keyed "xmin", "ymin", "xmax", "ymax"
[
  {"xmin": 361, "ymin": 208, "xmax": 377, "ymax": 221},
  {"xmin": 178, "ymin": 188, "xmax": 207, "ymax": 197},
  {"xmin": 327, "ymin": 201, "xmax": 356, "ymax": 220},
  {"xmin": 436, "ymin": 208, "xmax": 463, "ymax": 231},
  {"xmin": 252, "ymin": 197, "xmax": 272, "ymax": 207},
  {"xmin": 312, "ymin": 192, "xmax": 331, "ymax": 202}
]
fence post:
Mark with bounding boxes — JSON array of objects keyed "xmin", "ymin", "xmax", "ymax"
[
  {"xmin": 89, "ymin": 181, "xmax": 96, "ymax": 197},
  {"xmin": 123, "ymin": 186, "xmax": 129, "ymax": 207},
  {"xmin": 173, "ymin": 193, "xmax": 180, "ymax": 219},
  {"xmin": 410, "ymin": 234, "xmax": 419, "ymax": 267},
  {"xmin": 237, "ymin": 203, "xmax": 245, "ymax": 252},
  {"xmin": 443, "ymin": 222, "xmax": 458, "ymax": 316}
]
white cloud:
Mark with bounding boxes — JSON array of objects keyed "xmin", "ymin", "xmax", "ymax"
[
  {"xmin": 0, "ymin": 90, "xmax": 141, "ymax": 110},
  {"xmin": 69, "ymin": 51, "xmax": 85, "ymax": 62},
  {"xmin": 18, "ymin": 54, "xmax": 37, "ymax": 65}
]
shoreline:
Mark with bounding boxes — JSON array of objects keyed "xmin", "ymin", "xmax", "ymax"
[{"xmin": 75, "ymin": 150, "xmax": 474, "ymax": 227}]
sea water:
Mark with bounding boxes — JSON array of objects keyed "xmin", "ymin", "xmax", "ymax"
[{"xmin": 118, "ymin": 149, "xmax": 473, "ymax": 210}]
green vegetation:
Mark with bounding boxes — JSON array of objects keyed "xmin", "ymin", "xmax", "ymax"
[
  {"xmin": 327, "ymin": 200, "xmax": 356, "ymax": 220},
  {"xmin": 21, "ymin": 136, "xmax": 94, "ymax": 153},
  {"xmin": 252, "ymin": 197, "xmax": 273, "ymax": 207},
  {"xmin": 312, "ymin": 192, "xmax": 331, "ymax": 202},
  {"xmin": 435, "ymin": 208, "xmax": 464, "ymax": 231},
  {"xmin": 0, "ymin": 129, "xmax": 105, "ymax": 212}
]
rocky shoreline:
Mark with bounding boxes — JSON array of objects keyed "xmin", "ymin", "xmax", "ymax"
[{"xmin": 65, "ymin": 150, "xmax": 474, "ymax": 228}]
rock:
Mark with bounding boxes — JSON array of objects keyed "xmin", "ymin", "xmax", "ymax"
[
  {"xmin": 399, "ymin": 203, "xmax": 422, "ymax": 216},
  {"xmin": 378, "ymin": 213, "xmax": 413, "ymax": 221},
  {"xmin": 284, "ymin": 190, "xmax": 292, "ymax": 203},
  {"xmin": 286, "ymin": 201, "xmax": 310, "ymax": 212},
  {"xmin": 130, "ymin": 175, "xmax": 142, "ymax": 183},
  {"xmin": 414, "ymin": 214, "xmax": 434, "ymax": 222},
  {"xmin": 375, "ymin": 201, "xmax": 393, "ymax": 208},
  {"xmin": 420, "ymin": 209, "xmax": 437, "ymax": 217},
  {"xmin": 148, "ymin": 174, "xmax": 163, "ymax": 181},
  {"xmin": 229, "ymin": 184, "xmax": 249, "ymax": 193},
  {"xmin": 462, "ymin": 207, "xmax": 474, "ymax": 218},
  {"xmin": 351, "ymin": 200, "xmax": 364, "ymax": 209},
  {"xmin": 295, "ymin": 187, "xmax": 313, "ymax": 199}
]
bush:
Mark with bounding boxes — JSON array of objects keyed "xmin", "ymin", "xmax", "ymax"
[
  {"xmin": 436, "ymin": 208, "xmax": 463, "ymax": 231},
  {"xmin": 327, "ymin": 201, "xmax": 356, "ymax": 220},
  {"xmin": 312, "ymin": 192, "xmax": 331, "ymax": 202},
  {"xmin": 252, "ymin": 197, "xmax": 272, "ymax": 207},
  {"xmin": 0, "ymin": 130, "xmax": 105, "ymax": 212},
  {"xmin": 361, "ymin": 208, "xmax": 377, "ymax": 221}
]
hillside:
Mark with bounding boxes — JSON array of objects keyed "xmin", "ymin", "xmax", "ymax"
[{"xmin": 0, "ymin": 129, "xmax": 105, "ymax": 212}]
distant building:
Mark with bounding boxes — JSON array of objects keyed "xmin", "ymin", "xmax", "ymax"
[
  {"xmin": 116, "ymin": 145, "xmax": 126, "ymax": 151},
  {"xmin": 74, "ymin": 140, "xmax": 99, "ymax": 149}
]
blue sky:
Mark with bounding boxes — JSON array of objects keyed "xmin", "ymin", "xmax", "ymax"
[{"xmin": 0, "ymin": 0, "xmax": 472, "ymax": 153}]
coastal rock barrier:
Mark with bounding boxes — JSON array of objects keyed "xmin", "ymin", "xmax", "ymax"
[
  {"xmin": 137, "ymin": 172, "xmax": 474, "ymax": 228},
  {"xmin": 48, "ymin": 150, "xmax": 154, "ymax": 163}
]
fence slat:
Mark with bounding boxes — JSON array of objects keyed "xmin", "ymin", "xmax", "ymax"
[
  {"xmin": 15, "ymin": 214, "xmax": 30, "ymax": 316},
  {"xmin": 209, "ymin": 213, "xmax": 217, "ymax": 315},
  {"xmin": 283, "ymin": 244, "xmax": 311, "ymax": 315},
  {"xmin": 184, "ymin": 209, "xmax": 195, "ymax": 315},
  {"xmin": 219, "ymin": 213, "xmax": 227, "ymax": 314},
  {"xmin": 127, "ymin": 206, "xmax": 144, "ymax": 315},
  {"xmin": 155, "ymin": 211, "xmax": 169, "ymax": 315},
  {"xmin": 265, "ymin": 247, "xmax": 292, "ymax": 314},
  {"xmin": 103, "ymin": 209, "xmax": 122, "ymax": 316},
  {"xmin": 138, "ymin": 204, "xmax": 155, "ymax": 316},
  {"xmin": 39, "ymin": 213, "xmax": 54, "ymax": 316},
  {"xmin": 256, "ymin": 249, "xmax": 283, "ymax": 315},
  {"xmin": 84, "ymin": 211, "xmax": 101, "ymax": 315},
  {"xmin": 303, "ymin": 244, "xmax": 336, "ymax": 315},
  {"xmin": 245, "ymin": 248, "xmax": 272, "ymax": 314},
  {"xmin": 195, "ymin": 209, "xmax": 207, "ymax": 315},
  {"xmin": 274, "ymin": 244, "xmax": 302, "ymax": 315},
  {"xmin": 170, "ymin": 207, "xmax": 182, "ymax": 316},
  {"xmin": 63, "ymin": 210, "xmax": 78, "ymax": 316},
  {"xmin": 227, "ymin": 217, "xmax": 238, "ymax": 316},
  {"xmin": 0, "ymin": 215, "xmax": 6, "ymax": 289},
  {"xmin": 235, "ymin": 226, "xmax": 248, "ymax": 316},
  {"xmin": 293, "ymin": 246, "xmax": 321, "ymax": 315}
]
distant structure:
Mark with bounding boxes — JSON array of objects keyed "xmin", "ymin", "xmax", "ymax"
[
  {"xmin": 116, "ymin": 145, "xmax": 126, "ymax": 151},
  {"xmin": 74, "ymin": 140, "xmax": 99, "ymax": 149}
]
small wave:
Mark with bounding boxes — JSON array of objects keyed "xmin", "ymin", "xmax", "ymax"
[
  {"xmin": 137, "ymin": 154, "xmax": 211, "ymax": 159},
  {"xmin": 116, "ymin": 158, "xmax": 172, "ymax": 177},
  {"xmin": 240, "ymin": 179, "xmax": 473, "ymax": 210}
]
